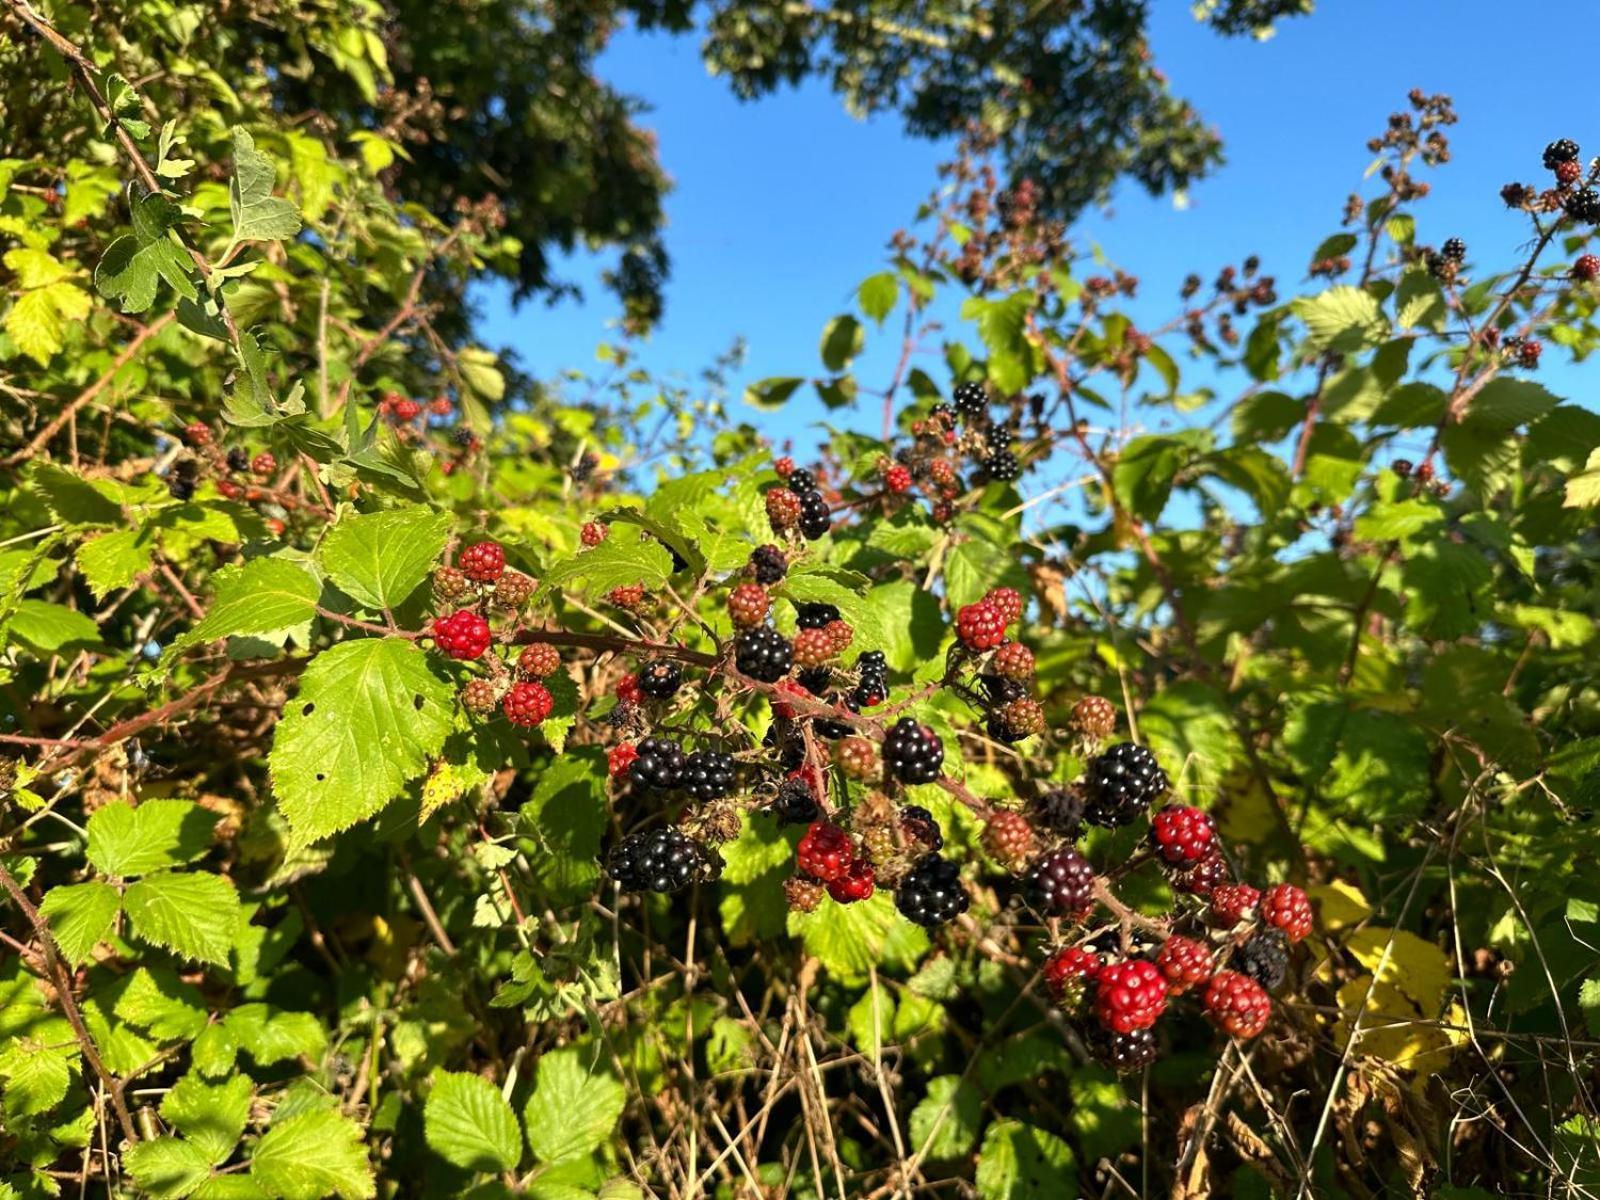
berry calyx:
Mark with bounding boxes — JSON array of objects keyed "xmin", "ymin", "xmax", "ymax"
[
  {"xmin": 1154, "ymin": 935, "xmax": 1214, "ymax": 995},
  {"xmin": 502, "ymin": 680, "xmax": 553, "ymax": 727},
  {"xmin": 517, "ymin": 643, "xmax": 561, "ymax": 678},
  {"xmin": 1202, "ymin": 970, "xmax": 1272, "ymax": 1038},
  {"xmin": 797, "ymin": 821, "xmax": 854, "ymax": 882},
  {"xmin": 459, "ymin": 540, "xmax": 506, "ymax": 583},
  {"xmin": 433, "ymin": 610, "xmax": 491, "ymax": 660},
  {"xmin": 1150, "ymin": 804, "xmax": 1216, "ymax": 866},
  {"xmin": 1094, "ymin": 960, "xmax": 1168, "ymax": 1033},
  {"xmin": 1259, "ymin": 883, "xmax": 1314, "ymax": 942},
  {"xmin": 728, "ymin": 582, "xmax": 770, "ymax": 629}
]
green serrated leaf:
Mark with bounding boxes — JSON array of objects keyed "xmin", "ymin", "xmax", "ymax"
[
  {"xmin": 250, "ymin": 1108, "xmax": 375, "ymax": 1200},
  {"xmin": 425, "ymin": 1071, "xmax": 523, "ymax": 1172},
  {"xmin": 316, "ymin": 507, "xmax": 450, "ymax": 610},
  {"xmin": 39, "ymin": 881, "xmax": 121, "ymax": 965},
  {"xmin": 125, "ymin": 1136, "xmax": 214, "ymax": 1200},
  {"xmin": 123, "ymin": 872, "xmax": 241, "ymax": 966},
  {"xmin": 85, "ymin": 799, "xmax": 220, "ymax": 878},
  {"xmin": 974, "ymin": 1119, "xmax": 1075, "ymax": 1200},
  {"xmin": 269, "ymin": 638, "xmax": 454, "ymax": 843},
  {"xmin": 95, "ymin": 192, "xmax": 197, "ymax": 314},
  {"xmin": 522, "ymin": 1047, "xmax": 625, "ymax": 1164},
  {"xmin": 162, "ymin": 1074, "xmax": 253, "ymax": 1164},
  {"xmin": 229, "ymin": 127, "xmax": 303, "ymax": 244}
]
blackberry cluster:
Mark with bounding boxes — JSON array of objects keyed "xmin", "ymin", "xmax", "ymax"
[
  {"xmin": 1236, "ymin": 929, "xmax": 1290, "ymax": 993},
  {"xmin": 629, "ymin": 737, "xmax": 686, "ymax": 791},
  {"xmin": 750, "ymin": 544, "xmax": 787, "ymax": 584},
  {"xmin": 895, "ymin": 855, "xmax": 969, "ymax": 927},
  {"xmin": 883, "ymin": 718, "xmax": 945, "ymax": 784},
  {"xmin": 1026, "ymin": 846, "xmax": 1095, "ymax": 915},
  {"xmin": 682, "ymin": 750, "xmax": 736, "ymax": 800},
  {"xmin": 606, "ymin": 827, "xmax": 716, "ymax": 894},
  {"xmin": 736, "ymin": 628, "xmax": 793, "ymax": 682},
  {"xmin": 638, "ymin": 660, "xmax": 683, "ymax": 699},
  {"xmin": 1083, "ymin": 742, "xmax": 1169, "ymax": 827}
]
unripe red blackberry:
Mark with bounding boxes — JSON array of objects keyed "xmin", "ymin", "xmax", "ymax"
[
  {"xmin": 1068, "ymin": 695, "xmax": 1117, "ymax": 739},
  {"xmin": 885, "ymin": 463, "xmax": 913, "ymax": 493},
  {"xmin": 247, "ymin": 451, "xmax": 275, "ymax": 478},
  {"xmin": 1259, "ymin": 883, "xmax": 1314, "ymax": 942},
  {"xmin": 793, "ymin": 627, "xmax": 838, "ymax": 668},
  {"xmin": 822, "ymin": 619, "xmax": 853, "ymax": 654},
  {"xmin": 183, "ymin": 421, "xmax": 212, "ymax": 447},
  {"xmin": 493, "ymin": 572, "xmax": 533, "ymax": 608},
  {"xmin": 461, "ymin": 678, "xmax": 498, "ymax": 716},
  {"xmin": 433, "ymin": 565, "xmax": 470, "ymax": 602},
  {"xmin": 797, "ymin": 821, "xmax": 854, "ymax": 882},
  {"xmin": 1557, "ymin": 160, "xmax": 1584, "ymax": 186},
  {"xmin": 459, "ymin": 540, "xmax": 506, "ymax": 583},
  {"xmin": 835, "ymin": 737, "xmax": 878, "ymax": 780},
  {"xmin": 607, "ymin": 744, "xmax": 640, "ymax": 778},
  {"xmin": 956, "ymin": 600, "xmax": 1006, "ymax": 651},
  {"xmin": 928, "ymin": 457, "xmax": 956, "ymax": 486},
  {"xmin": 826, "ymin": 860, "xmax": 876, "ymax": 904},
  {"xmin": 1209, "ymin": 883, "xmax": 1261, "ymax": 928},
  {"xmin": 1025, "ymin": 846, "xmax": 1095, "ymax": 915},
  {"xmin": 785, "ymin": 875, "xmax": 823, "ymax": 913},
  {"xmin": 765, "ymin": 488, "xmax": 802, "ymax": 532},
  {"xmin": 433, "ymin": 610, "xmax": 492, "ymax": 660},
  {"xmin": 517, "ymin": 642, "xmax": 561, "ymax": 678},
  {"xmin": 1203, "ymin": 971, "xmax": 1271, "ymax": 1038},
  {"xmin": 990, "ymin": 641, "xmax": 1034, "ymax": 681},
  {"xmin": 773, "ymin": 455, "xmax": 796, "ymax": 478},
  {"xmin": 1041, "ymin": 945, "xmax": 1102, "ymax": 1004},
  {"xmin": 988, "ymin": 697, "xmax": 1045, "ymax": 744},
  {"xmin": 1575, "ymin": 253, "xmax": 1600, "ymax": 282},
  {"xmin": 616, "ymin": 673, "xmax": 643, "ymax": 705},
  {"xmin": 502, "ymin": 680, "xmax": 553, "ymax": 727},
  {"xmin": 607, "ymin": 584, "xmax": 647, "ymax": 611},
  {"xmin": 1094, "ymin": 960, "xmax": 1168, "ymax": 1033},
  {"xmin": 1150, "ymin": 805, "xmax": 1216, "ymax": 866},
  {"xmin": 1518, "ymin": 338, "xmax": 1542, "ymax": 368},
  {"xmin": 1154, "ymin": 935, "xmax": 1214, "ymax": 995},
  {"xmin": 580, "ymin": 521, "xmax": 607, "ymax": 547},
  {"xmin": 982, "ymin": 810, "xmax": 1036, "ymax": 870},
  {"xmin": 985, "ymin": 587, "xmax": 1024, "ymax": 625},
  {"xmin": 728, "ymin": 582, "xmax": 770, "ymax": 629}
]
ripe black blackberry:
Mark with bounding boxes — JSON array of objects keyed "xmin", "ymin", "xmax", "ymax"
[
  {"xmin": 1440, "ymin": 237, "xmax": 1466, "ymax": 262},
  {"xmin": 606, "ymin": 826, "xmax": 712, "ymax": 893},
  {"xmin": 983, "ymin": 450, "xmax": 1021, "ymax": 483},
  {"xmin": 895, "ymin": 855, "xmax": 969, "ymax": 927},
  {"xmin": 1566, "ymin": 188, "xmax": 1600, "ymax": 224},
  {"xmin": 1236, "ymin": 929, "xmax": 1290, "ymax": 993},
  {"xmin": 763, "ymin": 724, "xmax": 806, "ymax": 771},
  {"xmin": 769, "ymin": 777, "xmax": 821, "ymax": 825},
  {"xmin": 682, "ymin": 750, "xmax": 736, "ymax": 800},
  {"xmin": 953, "ymin": 381, "xmax": 989, "ymax": 421},
  {"xmin": 226, "ymin": 447, "xmax": 250, "ymax": 472},
  {"xmin": 168, "ymin": 475, "xmax": 196, "ymax": 500},
  {"xmin": 1025, "ymin": 845, "xmax": 1095, "ymax": 915},
  {"xmin": 852, "ymin": 650, "xmax": 889, "ymax": 707},
  {"xmin": 796, "ymin": 665, "xmax": 833, "ymax": 695},
  {"xmin": 629, "ymin": 737, "xmax": 686, "ymax": 791},
  {"xmin": 796, "ymin": 603, "xmax": 841, "ymax": 629},
  {"xmin": 928, "ymin": 402, "xmax": 957, "ymax": 426},
  {"xmin": 786, "ymin": 468, "xmax": 819, "ymax": 495},
  {"xmin": 1544, "ymin": 138, "xmax": 1581, "ymax": 169},
  {"xmin": 638, "ymin": 660, "xmax": 683, "ymax": 699},
  {"xmin": 987, "ymin": 424, "xmax": 1015, "ymax": 451},
  {"xmin": 981, "ymin": 674, "xmax": 1028, "ymax": 706},
  {"xmin": 750, "ymin": 544, "xmax": 787, "ymax": 584},
  {"xmin": 1083, "ymin": 743, "xmax": 1170, "ymax": 828},
  {"xmin": 883, "ymin": 718, "xmax": 944, "ymax": 784},
  {"xmin": 1032, "ymin": 788, "xmax": 1084, "ymax": 839},
  {"xmin": 1084, "ymin": 1024, "xmax": 1159, "ymax": 1074},
  {"xmin": 452, "ymin": 425, "xmax": 475, "ymax": 447},
  {"xmin": 798, "ymin": 492, "xmax": 831, "ymax": 540},
  {"xmin": 736, "ymin": 628, "xmax": 793, "ymax": 682}
]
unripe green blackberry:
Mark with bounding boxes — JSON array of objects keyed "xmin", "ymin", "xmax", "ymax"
[
  {"xmin": 988, "ymin": 697, "xmax": 1045, "ymax": 743},
  {"xmin": 493, "ymin": 571, "xmax": 534, "ymax": 608},
  {"xmin": 461, "ymin": 678, "xmax": 499, "ymax": 716},
  {"xmin": 433, "ymin": 565, "xmax": 470, "ymax": 602}
]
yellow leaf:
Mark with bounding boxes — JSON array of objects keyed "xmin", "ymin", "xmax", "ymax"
[
  {"xmin": 5, "ymin": 280, "xmax": 91, "ymax": 366},
  {"xmin": 1309, "ymin": 879, "xmax": 1373, "ymax": 932},
  {"xmin": 1332, "ymin": 976, "xmax": 1466, "ymax": 1075},
  {"xmin": 1345, "ymin": 926, "xmax": 1452, "ymax": 1013}
]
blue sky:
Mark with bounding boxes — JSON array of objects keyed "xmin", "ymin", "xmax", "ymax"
[{"xmin": 476, "ymin": 1, "xmax": 1594, "ymax": 460}]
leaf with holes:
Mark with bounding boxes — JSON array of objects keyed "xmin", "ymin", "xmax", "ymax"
[{"xmin": 269, "ymin": 638, "xmax": 454, "ymax": 844}]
